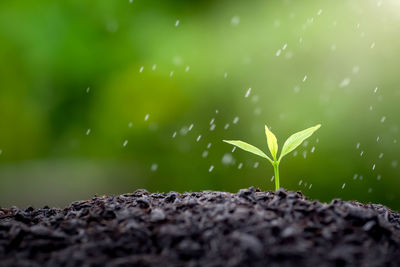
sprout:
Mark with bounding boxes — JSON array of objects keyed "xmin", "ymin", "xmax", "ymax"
[{"xmin": 223, "ymin": 124, "xmax": 321, "ymax": 190}]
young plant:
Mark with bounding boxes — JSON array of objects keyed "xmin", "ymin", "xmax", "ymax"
[{"xmin": 223, "ymin": 124, "xmax": 321, "ymax": 190}]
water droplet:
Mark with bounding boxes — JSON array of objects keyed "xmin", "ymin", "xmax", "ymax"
[
  {"xmin": 172, "ymin": 132, "xmax": 177, "ymax": 138},
  {"xmin": 392, "ymin": 160, "xmax": 398, "ymax": 168},
  {"xmin": 224, "ymin": 72, "xmax": 228, "ymax": 78},
  {"xmin": 123, "ymin": 140, "xmax": 128, "ymax": 147},
  {"xmin": 169, "ymin": 71, "xmax": 174, "ymax": 77},
  {"xmin": 185, "ymin": 66, "xmax": 190, "ymax": 72},
  {"xmin": 270, "ymin": 176, "xmax": 275, "ymax": 182},
  {"xmin": 188, "ymin": 124, "xmax": 194, "ymax": 131},
  {"xmin": 224, "ymin": 123, "xmax": 230, "ymax": 130},
  {"xmin": 299, "ymin": 180, "xmax": 303, "ymax": 185},
  {"xmin": 253, "ymin": 162, "xmax": 259, "ymax": 168},
  {"xmin": 360, "ymin": 151, "xmax": 364, "ymax": 156},
  {"xmin": 215, "ymin": 109, "xmax": 219, "ymax": 114},
  {"xmin": 368, "ymin": 188, "xmax": 372, "ymax": 193},
  {"xmin": 209, "ymin": 118, "xmax": 215, "ymax": 125},
  {"xmin": 152, "ymin": 64, "xmax": 157, "ymax": 71},
  {"xmin": 128, "ymin": 122, "xmax": 133, "ymax": 128},
  {"xmin": 378, "ymin": 153, "xmax": 384, "ymax": 159},
  {"xmin": 353, "ymin": 174, "xmax": 358, "ymax": 180},
  {"xmin": 359, "ymin": 175, "xmax": 363, "ymax": 180},
  {"xmin": 86, "ymin": 87, "xmax": 90, "ymax": 93},
  {"xmin": 231, "ymin": 16, "xmax": 240, "ymax": 26},
  {"xmin": 196, "ymin": 135, "xmax": 202, "ymax": 142},
  {"xmin": 207, "ymin": 143, "xmax": 212, "ymax": 149},
  {"xmin": 139, "ymin": 66, "xmax": 144, "ymax": 73},
  {"xmin": 202, "ymin": 151, "xmax": 209, "ymax": 158},
  {"xmin": 369, "ymin": 105, "xmax": 373, "ymax": 111},
  {"xmin": 376, "ymin": 136, "xmax": 380, "ymax": 142},
  {"xmin": 302, "ymin": 151, "xmax": 307, "ymax": 158},
  {"xmin": 372, "ymin": 164, "xmax": 376, "ymax": 170},
  {"xmin": 221, "ymin": 153, "xmax": 234, "ymax": 165},
  {"xmin": 233, "ymin": 116, "xmax": 239, "ymax": 124},
  {"xmin": 311, "ymin": 146, "xmax": 315, "ymax": 153},
  {"xmin": 377, "ymin": 174, "xmax": 381, "ymax": 181},
  {"xmin": 293, "ymin": 151, "xmax": 298, "ymax": 157},
  {"xmin": 144, "ymin": 114, "xmax": 150, "ymax": 121},
  {"xmin": 232, "ymin": 147, "xmax": 236, "ymax": 152},
  {"xmin": 309, "ymin": 184, "xmax": 312, "ymax": 189},
  {"xmin": 339, "ymin": 78, "xmax": 351, "ymax": 88},
  {"xmin": 245, "ymin": 88, "xmax": 252, "ymax": 98},
  {"xmin": 238, "ymin": 162, "xmax": 243, "ymax": 169},
  {"xmin": 374, "ymin": 87, "xmax": 378, "ymax": 93},
  {"xmin": 342, "ymin": 183, "xmax": 346, "ymax": 189},
  {"xmin": 210, "ymin": 124, "xmax": 216, "ymax": 131},
  {"xmin": 175, "ymin": 20, "xmax": 180, "ymax": 27},
  {"xmin": 129, "ymin": 0, "xmax": 133, "ymax": 3},
  {"xmin": 356, "ymin": 142, "xmax": 360, "ymax": 149},
  {"xmin": 282, "ymin": 43, "xmax": 287, "ymax": 50},
  {"xmin": 151, "ymin": 163, "xmax": 158, "ymax": 172},
  {"xmin": 276, "ymin": 49, "xmax": 281, "ymax": 56},
  {"xmin": 370, "ymin": 42, "xmax": 375, "ymax": 49},
  {"xmin": 303, "ymin": 140, "xmax": 309, "ymax": 147},
  {"xmin": 0, "ymin": 149, "xmax": 2, "ymax": 155},
  {"xmin": 380, "ymin": 116, "xmax": 386, "ymax": 123},
  {"xmin": 293, "ymin": 86, "xmax": 300, "ymax": 93},
  {"xmin": 86, "ymin": 129, "xmax": 91, "ymax": 135},
  {"xmin": 302, "ymin": 75, "xmax": 307, "ymax": 82},
  {"xmin": 208, "ymin": 165, "xmax": 214, "ymax": 172},
  {"xmin": 352, "ymin": 65, "xmax": 360, "ymax": 74},
  {"xmin": 317, "ymin": 9, "xmax": 323, "ymax": 15}
]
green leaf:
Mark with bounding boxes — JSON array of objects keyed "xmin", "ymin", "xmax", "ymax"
[
  {"xmin": 279, "ymin": 124, "xmax": 321, "ymax": 161},
  {"xmin": 265, "ymin": 125, "xmax": 278, "ymax": 160},
  {"xmin": 223, "ymin": 140, "xmax": 272, "ymax": 162}
]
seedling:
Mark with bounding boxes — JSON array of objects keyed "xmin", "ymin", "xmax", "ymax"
[{"xmin": 223, "ymin": 124, "xmax": 321, "ymax": 190}]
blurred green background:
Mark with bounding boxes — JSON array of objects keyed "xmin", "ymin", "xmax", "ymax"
[{"xmin": 0, "ymin": 0, "xmax": 399, "ymax": 210}]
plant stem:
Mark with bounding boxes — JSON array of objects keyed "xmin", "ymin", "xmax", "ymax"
[{"xmin": 273, "ymin": 162, "xmax": 280, "ymax": 190}]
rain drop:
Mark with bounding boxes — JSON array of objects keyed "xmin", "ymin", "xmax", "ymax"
[
  {"xmin": 221, "ymin": 153, "xmax": 234, "ymax": 165},
  {"xmin": 224, "ymin": 123, "xmax": 230, "ymax": 130},
  {"xmin": 208, "ymin": 165, "xmax": 214, "ymax": 172},
  {"xmin": 380, "ymin": 116, "xmax": 386, "ymax": 123},
  {"xmin": 276, "ymin": 49, "xmax": 281, "ymax": 56},
  {"xmin": 299, "ymin": 180, "xmax": 303, "ymax": 185},
  {"xmin": 86, "ymin": 87, "xmax": 90, "ymax": 93},
  {"xmin": 374, "ymin": 87, "xmax": 378, "ymax": 93},
  {"xmin": 172, "ymin": 132, "xmax": 177, "ymax": 138},
  {"xmin": 188, "ymin": 124, "xmax": 194, "ymax": 131},
  {"xmin": 151, "ymin": 163, "xmax": 158, "ymax": 172},
  {"xmin": 169, "ymin": 71, "xmax": 174, "ymax": 77},
  {"xmin": 123, "ymin": 140, "xmax": 128, "ymax": 147},
  {"xmin": 185, "ymin": 66, "xmax": 190, "ymax": 72},
  {"xmin": 210, "ymin": 118, "xmax": 215, "ymax": 125},
  {"xmin": 370, "ymin": 42, "xmax": 375, "ymax": 49},
  {"xmin": 175, "ymin": 20, "xmax": 180, "ymax": 27},
  {"xmin": 196, "ymin": 135, "xmax": 202, "ymax": 142},
  {"xmin": 128, "ymin": 122, "xmax": 133, "ymax": 128},
  {"xmin": 309, "ymin": 184, "xmax": 312, "ymax": 189},
  {"xmin": 232, "ymin": 147, "xmax": 236, "ymax": 152},
  {"xmin": 377, "ymin": 174, "xmax": 381, "ymax": 180},
  {"xmin": 378, "ymin": 153, "xmax": 384, "ymax": 159},
  {"xmin": 339, "ymin": 78, "xmax": 351, "ymax": 88},
  {"xmin": 372, "ymin": 164, "xmax": 376, "ymax": 170},
  {"xmin": 233, "ymin": 116, "xmax": 239, "ymax": 124},
  {"xmin": 224, "ymin": 72, "xmax": 228, "ymax": 78},
  {"xmin": 202, "ymin": 151, "xmax": 209, "ymax": 158},
  {"xmin": 342, "ymin": 183, "xmax": 346, "ymax": 189},
  {"xmin": 245, "ymin": 88, "xmax": 252, "ymax": 98},
  {"xmin": 302, "ymin": 75, "xmax": 307, "ymax": 82},
  {"xmin": 231, "ymin": 16, "xmax": 240, "ymax": 26},
  {"xmin": 139, "ymin": 66, "xmax": 144, "ymax": 73},
  {"xmin": 210, "ymin": 124, "xmax": 216, "ymax": 131},
  {"xmin": 317, "ymin": 9, "xmax": 323, "ymax": 15},
  {"xmin": 356, "ymin": 142, "xmax": 360, "ymax": 149},
  {"xmin": 144, "ymin": 114, "xmax": 150, "ymax": 121},
  {"xmin": 86, "ymin": 129, "xmax": 91, "ymax": 135},
  {"xmin": 253, "ymin": 162, "xmax": 259, "ymax": 168},
  {"xmin": 207, "ymin": 143, "xmax": 212, "ymax": 149},
  {"xmin": 311, "ymin": 146, "xmax": 315, "ymax": 153},
  {"xmin": 238, "ymin": 163, "xmax": 243, "ymax": 169}
]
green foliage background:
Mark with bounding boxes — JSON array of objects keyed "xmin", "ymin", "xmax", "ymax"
[{"xmin": 0, "ymin": 0, "xmax": 399, "ymax": 209}]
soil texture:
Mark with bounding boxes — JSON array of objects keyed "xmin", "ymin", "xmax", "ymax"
[{"xmin": 1, "ymin": 187, "xmax": 400, "ymax": 267}]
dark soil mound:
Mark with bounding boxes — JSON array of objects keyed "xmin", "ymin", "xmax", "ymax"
[{"xmin": 1, "ymin": 187, "xmax": 400, "ymax": 267}]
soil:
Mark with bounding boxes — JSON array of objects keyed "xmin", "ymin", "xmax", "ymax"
[{"xmin": 1, "ymin": 187, "xmax": 400, "ymax": 267}]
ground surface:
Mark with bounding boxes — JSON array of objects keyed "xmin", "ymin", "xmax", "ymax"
[{"xmin": 1, "ymin": 187, "xmax": 400, "ymax": 267}]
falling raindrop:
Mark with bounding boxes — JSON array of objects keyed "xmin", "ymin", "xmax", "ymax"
[
  {"xmin": 374, "ymin": 87, "xmax": 378, "ymax": 93},
  {"xmin": 221, "ymin": 153, "xmax": 234, "ymax": 165},
  {"xmin": 233, "ymin": 116, "xmax": 239, "ymax": 124},
  {"xmin": 282, "ymin": 43, "xmax": 287, "ymax": 50},
  {"xmin": 370, "ymin": 42, "xmax": 375, "ymax": 49},
  {"xmin": 353, "ymin": 174, "xmax": 358, "ymax": 180},
  {"xmin": 128, "ymin": 122, "xmax": 133, "ymax": 128},
  {"xmin": 359, "ymin": 175, "xmax": 363, "ymax": 180},
  {"xmin": 380, "ymin": 116, "xmax": 386, "ymax": 123},
  {"xmin": 86, "ymin": 87, "xmax": 90, "ymax": 93},
  {"xmin": 311, "ymin": 146, "xmax": 315, "ymax": 153},
  {"xmin": 169, "ymin": 71, "xmax": 174, "ymax": 77},
  {"xmin": 231, "ymin": 16, "xmax": 240, "ymax": 26},
  {"xmin": 210, "ymin": 124, "xmax": 216, "ymax": 131},
  {"xmin": 356, "ymin": 142, "xmax": 360, "ymax": 149},
  {"xmin": 151, "ymin": 163, "xmax": 158, "ymax": 172},
  {"xmin": 276, "ymin": 49, "xmax": 281, "ymax": 56},
  {"xmin": 352, "ymin": 65, "xmax": 360, "ymax": 74},
  {"xmin": 302, "ymin": 151, "xmax": 307, "ymax": 158},
  {"xmin": 172, "ymin": 132, "xmax": 177, "ymax": 138},
  {"xmin": 270, "ymin": 176, "xmax": 275, "ymax": 182},
  {"xmin": 392, "ymin": 160, "xmax": 398, "ymax": 168},
  {"xmin": 224, "ymin": 72, "xmax": 228, "ymax": 78},
  {"xmin": 299, "ymin": 180, "xmax": 303, "ymax": 185},
  {"xmin": 210, "ymin": 118, "xmax": 215, "ymax": 125},
  {"xmin": 208, "ymin": 165, "xmax": 214, "ymax": 172},
  {"xmin": 368, "ymin": 188, "xmax": 372, "ymax": 193},
  {"xmin": 302, "ymin": 75, "xmax": 307, "ymax": 82},
  {"xmin": 372, "ymin": 164, "xmax": 376, "ymax": 170},
  {"xmin": 238, "ymin": 163, "xmax": 243, "ymax": 169},
  {"xmin": 339, "ymin": 78, "xmax": 351, "ymax": 88},
  {"xmin": 129, "ymin": 0, "xmax": 133, "ymax": 3},
  {"xmin": 224, "ymin": 123, "xmax": 230, "ymax": 130},
  {"xmin": 188, "ymin": 124, "xmax": 194, "ymax": 131},
  {"xmin": 360, "ymin": 151, "xmax": 364, "ymax": 156},
  {"xmin": 293, "ymin": 86, "xmax": 300, "ymax": 93},
  {"xmin": 152, "ymin": 64, "xmax": 157, "ymax": 71},
  {"xmin": 175, "ymin": 20, "xmax": 180, "ymax": 27},
  {"xmin": 232, "ymin": 147, "xmax": 236, "ymax": 152},
  {"xmin": 123, "ymin": 140, "xmax": 128, "ymax": 147},
  {"xmin": 202, "ymin": 151, "xmax": 209, "ymax": 158},
  {"xmin": 185, "ymin": 66, "xmax": 190, "ymax": 72},
  {"xmin": 303, "ymin": 140, "xmax": 309, "ymax": 147},
  {"xmin": 376, "ymin": 136, "xmax": 380, "ymax": 142},
  {"xmin": 253, "ymin": 162, "xmax": 259, "ymax": 168},
  {"xmin": 196, "ymin": 135, "xmax": 202, "ymax": 142},
  {"xmin": 342, "ymin": 183, "xmax": 346, "ymax": 189},
  {"xmin": 0, "ymin": 149, "xmax": 2, "ymax": 156},
  {"xmin": 144, "ymin": 114, "xmax": 150, "ymax": 121},
  {"xmin": 215, "ymin": 110, "xmax": 219, "ymax": 114},
  {"xmin": 139, "ymin": 66, "xmax": 144, "ymax": 73},
  {"xmin": 207, "ymin": 143, "xmax": 212, "ymax": 149},
  {"xmin": 369, "ymin": 105, "xmax": 373, "ymax": 111},
  {"xmin": 378, "ymin": 153, "xmax": 384, "ymax": 159},
  {"xmin": 86, "ymin": 129, "xmax": 91, "ymax": 135},
  {"xmin": 309, "ymin": 184, "xmax": 312, "ymax": 189},
  {"xmin": 377, "ymin": 174, "xmax": 382, "ymax": 181},
  {"xmin": 245, "ymin": 88, "xmax": 252, "ymax": 98}
]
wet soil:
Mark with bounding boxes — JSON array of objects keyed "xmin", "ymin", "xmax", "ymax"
[{"xmin": 1, "ymin": 187, "xmax": 400, "ymax": 267}]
